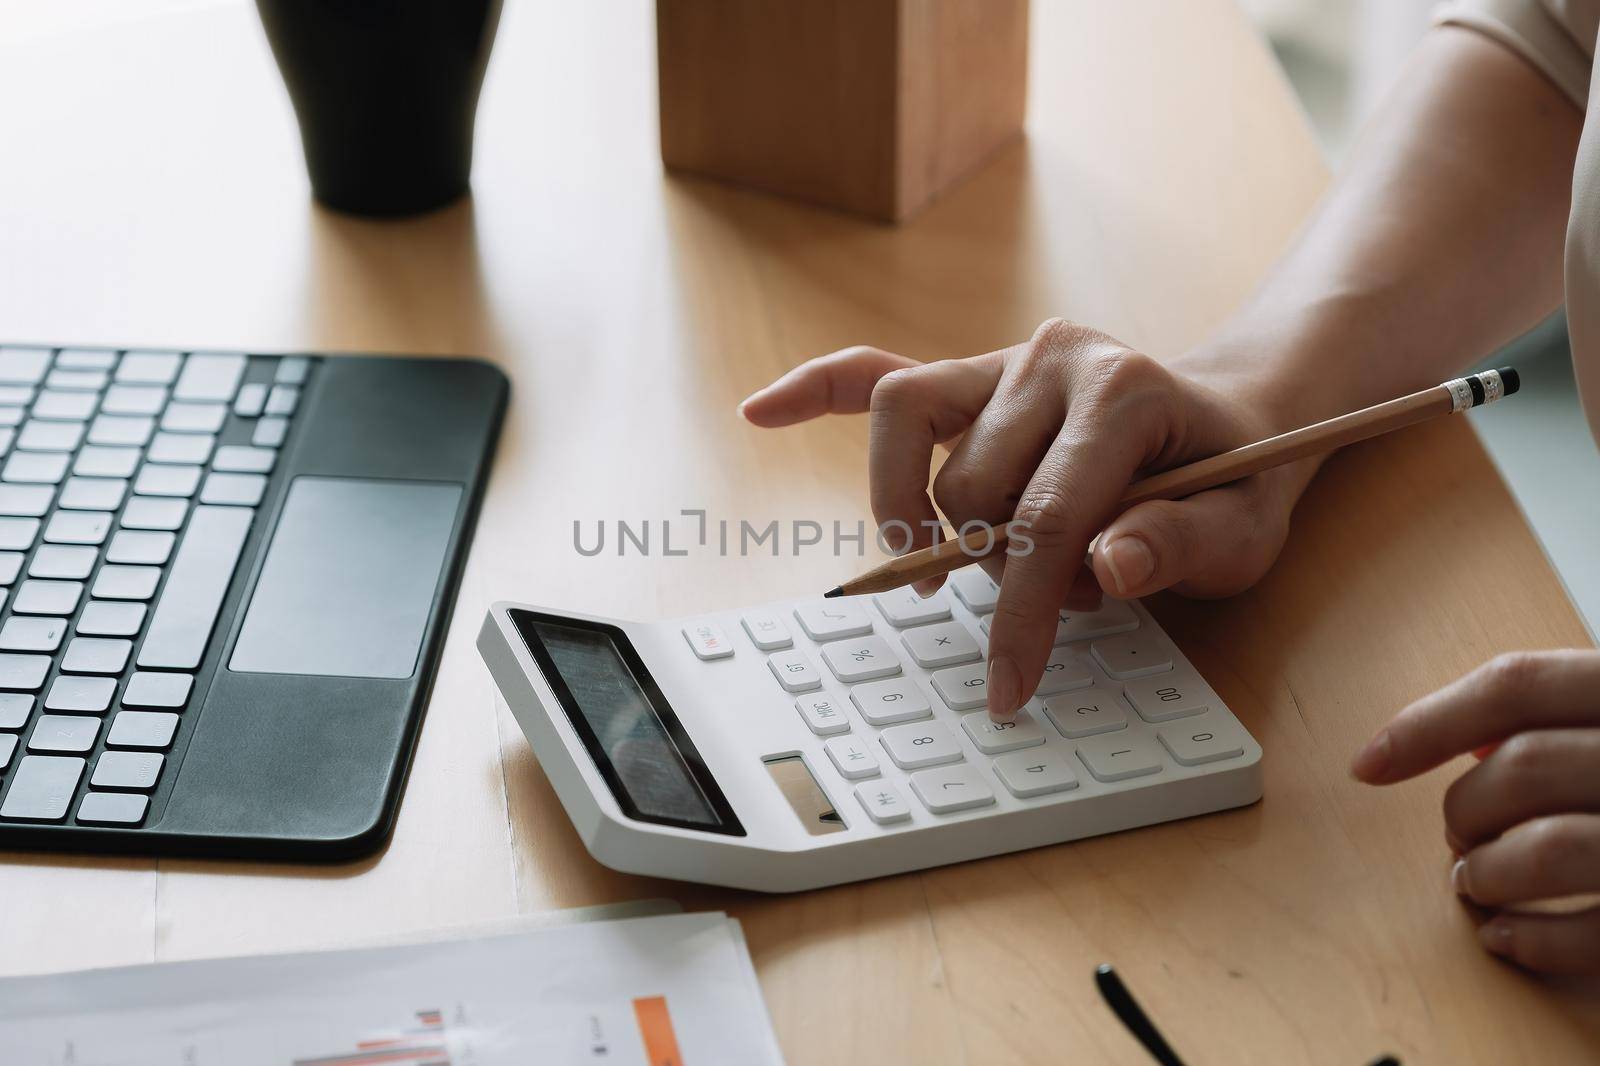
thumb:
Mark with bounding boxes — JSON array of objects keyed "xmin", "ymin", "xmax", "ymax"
[{"xmin": 1090, "ymin": 483, "xmax": 1288, "ymax": 600}]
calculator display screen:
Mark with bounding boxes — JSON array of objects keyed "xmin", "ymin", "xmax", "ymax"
[{"xmin": 512, "ymin": 612, "xmax": 744, "ymax": 836}]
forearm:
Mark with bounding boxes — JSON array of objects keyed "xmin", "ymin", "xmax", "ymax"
[{"xmin": 1180, "ymin": 26, "xmax": 1583, "ymax": 428}]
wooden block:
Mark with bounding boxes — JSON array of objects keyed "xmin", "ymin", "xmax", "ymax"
[{"xmin": 656, "ymin": 0, "xmax": 1029, "ymax": 221}]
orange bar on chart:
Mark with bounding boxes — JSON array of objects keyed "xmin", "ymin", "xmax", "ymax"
[{"xmin": 632, "ymin": 995, "xmax": 684, "ymax": 1066}]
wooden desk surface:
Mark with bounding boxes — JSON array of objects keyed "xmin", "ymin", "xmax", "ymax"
[{"xmin": 1, "ymin": 2, "xmax": 1595, "ymax": 1062}]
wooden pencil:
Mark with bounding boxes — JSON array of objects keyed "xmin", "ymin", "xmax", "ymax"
[{"xmin": 825, "ymin": 367, "xmax": 1521, "ymax": 598}]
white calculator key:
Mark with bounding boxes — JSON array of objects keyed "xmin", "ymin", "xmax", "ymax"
[
  {"xmin": 1076, "ymin": 731, "xmax": 1164, "ymax": 782},
  {"xmin": 900, "ymin": 620, "xmax": 981, "ymax": 669},
  {"xmin": 793, "ymin": 600, "xmax": 873, "ymax": 642},
  {"xmin": 767, "ymin": 649, "xmax": 822, "ymax": 692},
  {"xmin": 1158, "ymin": 712, "xmax": 1248, "ymax": 766},
  {"xmin": 910, "ymin": 764, "xmax": 995, "ymax": 813},
  {"xmin": 1053, "ymin": 600, "xmax": 1140, "ymax": 644},
  {"xmin": 880, "ymin": 720, "xmax": 964, "ymax": 770},
  {"xmin": 962, "ymin": 706, "xmax": 1047, "ymax": 754},
  {"xmin": 994, "ymin": 747, "xmax": 1081, "ymax": 797},
  {"xmin": 682, "ymin": 621, "xmax": 734, "ymax": 660},
  {"xmin": 930, "ymin": 661, "xmax": 990, "ymax": 711},
  {"xmin": 850, "ymin": 677, "xmax": 931, "ymax": 725},
  {"xmin": 1125, "ymin": 675, "xmax": 1210, "ymax": 722},
  {"xmin": 855, "ymin": 781, "xmax": 912, "ymax": 824},
  {"xmin": 795, "ymin": 693, "xmax": 851, "ymax": 736},
  {"xmin": 1035, "ymin": 647, "xmax": 1094, "ymax": 696},
  {"xmin": 740, "ymin": 610, "xmax": 793, "ymax": 651},
  {"xmin": 821, "ymin": 635, "xmax": 901, "ymax": 683},
  {"xmin": 949, "ymin": 568, "xmax": 999, "ymax": 613},
  {"xmin": 1091, "ymin": 633, "xmax": 1173, "ymax": 680},
  {"xmin": 1040, "ymin": 685, "xmax": 1128, "ymax": 738},
  {"xmin": 872, "ymin": 588, "xmax": 952, "ymax": 628},
  {"xmin": 825, "ymin": 735, "xmax": 881, "ymax": 779}
]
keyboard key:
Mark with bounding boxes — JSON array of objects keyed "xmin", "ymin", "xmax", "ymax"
[
  {"xmin": 14, "ymin": 579, "xmax": 84, "ymax": 616},
  {"xmin": 233, "ymin": 382, "xmax": 267, "ymax": 417},
  {"xmin": 199, "ymin": 471, "xmax": 266, "ymax": 506},
  {"xmin": 1125, "ymin": 675, "xmax": 1211, "ymax": 723},
  {"xmin": 766, "ymin": 649, "xmax": 822, "ymax": 693},
  {"xmin": 0, "ymin": 516, "xmax": 38, "ymax": 550},
  {"xmin": 44, "ymin": 674, "xmax": 115, "ymax": 713},
  {"xmin": 275, "ymin": 355, "xmax": 311, "ymax": 384},
  {"xmin": 825, "ymin": 735, "xmax": 881, "ymax": 779},
  {"xmin": 87, "ymin": 414, "xmax": 155, "ymax": 447},
  {"xmin": 92, "ymin": 565, "xmax": 161, "ymax": 601},
  {"xmin": 900, "ymin": 620, "xmax": 981, "ymax": 668},
  {"xmin": 740, "ymin": 610, "xmax": 792, "ymax": 651},
  {"xmin": 0, "ymin": 427, "xmax": 13, "ymax": 452},
  {"xmin": 0, "ymin": 732, "xmax": 13, "ymax": 771},
  {"xmin": 0, "ymin": 616, "xmax": 66, "ymax": 652},
  {"xmin": 17, "ymin": 420, "xmax": 84, "ymax": 452},
  {"xmin": 121, "ymin": 672, "xmax": 192, "ymax": 709},
  {"xmin": 0, "ymin": 484, "xmax": 55, "ymax": 516},
  {"xmin": 3, "ymin": 451, "xmax": 70, "ymax": 483},
  {"xmin": 682, "ymin": 621, "xmax": 734, "ymax": 660},
  {"xmin": 855, "ymin": 780, "xmax": 912, "ymax": 824},
  {"xmin": 30, "ymin": 545, "xmax": 97, "ymax": 579},
  {"xmin": 930, "ymin": 661, "xmax": 990, "ymax": 711},
  {"xmin": 0, "ymin": 692, "xmax": 33, "ymax": 728},
  {"xmin": 264, "ymin": 384, "xmax": 299, "ymax": 416},
  {"xmin": 30, "ymin": 389, "xmax": 98, "ymax": 420},
  {"xmin": 1041, "ymin": 686, "xmax": 1128, "ymax": 739},
  {"xmin": 873, "ymin": 588, "xmax": 952, "ymax": 628},
  {"xmin": 794, "ymin": 600, "xmax": 873, "ymax": 642},
  {"xmin": 106, "ymin": 530, "xmax": 175, "ymax": 565},
  {"xmin": 58, "ymin": 476, "xmax": 128, "ymax": 511},
  {"xmin": 136, "ymin": 505, "xmax": 252, "ymax": 670},
  {"xmin": 55, "ymin": 349, "xmax": 117, "ymax": 370},
  {"xmin": 910, "ymin": 764, "xmax": 995, "ymax": 813},
  {"xmin": 253, "ymin": 416, "xmax": 289, "ymax": 447},
  {"xmin": 74, "ymin": 446, "xmax": 141, "ymax": 479},
  {"xmin": 881, "ymin": 720, "xmax": 963, "ymax": 770},
  {"xmin": 949, "ymin": 568, "xmax": 1000, "ymax": 613},
  {"xmin": 1157, "ymin": 712, "xmax": 1249, "ymax": 766},
  {"xmin": 1036, "ymin": 647, "xmax": 1095, "ymax": 695},
  {"xmin": 794, "ymin": 693, "xmax": 851, "ymax": 736},
  {"xmin": 29, "ymin": 714, "xmax": 100, "ymax": 753},
  {"xmin": 146, "ymin": 431, "xmax": 214, "ymax": 465},
  {"xmin": 76, "ymin": 791, "xmax": 148, "ymax": 825},
  {"xmin": 994, "ymin": 747, "xmax": 1081, "ymax": 798},
  {"xmin": 47, "ymin": 368, "xmax": 108, "ymax": 391},
  {"xmin": 106, "ymin": 710, "xmax": 179, "ymax": 749},
  {"xmin": 100, "ymin": 384, "xmax": 167, "ymax": 416},
  {"xmin": 61, "ymin": 636, "xmax": 133, "ymax": 674},
  {"xmin": 0, "ymin": 408, "xmax": 19, "ymax": 429},
  {"xmin": 211, "ymin": 445, "xmax": 276, "ymax": 474},
  {"xmin": 119, "ymin": 496, "xmax": 187, "ymax": 531},
  {"xmin": 821, "ymin": 635, "xmax": 901, "ymax": 683},
  {"xmin": 134, "ymin": 464, "xmax": 201, "ymax": 497},
  {"xmin": 90, "ymin": 750, "xmax": 164, "ymax": 790},
  {"xmin": 0, "ymin": 653, "xmax": 51, "ymax": 690},
  {"xmin": 0, "ymin": 347, "xmax": 51, "ymax": 385},
  {"xmin": 0, "ymin": 386, "xmax": 30, "ymax": 405},
  {"xmin": 116, "ymin": 350, "xmax": 182, "ymax": 384},
  {"xmin": 1077, "ymin": 732, "xmax": 1164, "ymax": 782},
  {"xmin": 174, "ymin": 353, "xmax": 245, "ymax": 402},
  {"xmin": 962, "ymin": 706, "xmax": 1048, "ymax": 754},
  {"xmin": 1091, "ymin": 633, "xmax": 1174, "ymax": 680},
  {"xmin": 43, "ymin": 510, "xmax": 111, "ymax": 545},
  {"xmin": 0, "ymin": 554, "xmax": 19, "ymax": 585},
  {"xmin": 161, "ymin": 402, "xmax": 227, "ymax": 434},
  {"xmin": 1054, "ymin": 600, "xmax": 1140, "ymax": 644},
  {"xmin": 76, "ymin": 600, "xmax": 146, "ymax": 636},
  {"xmin": 0, "ymin": 755, "xmax": 84, "ymax": 820},
  {"xmin": 849, "ymin": 677, "xmax": 932, "ymax": 725}
]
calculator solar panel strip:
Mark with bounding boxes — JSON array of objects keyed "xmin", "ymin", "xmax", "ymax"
[
  {"xmin": 478, "ymin": 572, "xmax": 1262, "ymax": 893},
  {"xmin": 0, "ymin": 344, "xmax": 506, "ymax": 859}
]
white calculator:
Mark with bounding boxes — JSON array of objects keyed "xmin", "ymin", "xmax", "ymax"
[{"xmin": 478, "ymin": 568, "xmax": 1261, "ymax": 893}]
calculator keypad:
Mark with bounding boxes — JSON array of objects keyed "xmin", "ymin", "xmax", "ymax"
[{"xmin": 794, "ymin": 602, "xmax": 873, "ymax": 642}]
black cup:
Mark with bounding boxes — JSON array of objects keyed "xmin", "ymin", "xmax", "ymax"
[{"xmin": 257, "ymin": 0, "xmax": 503, "ymax": 217}]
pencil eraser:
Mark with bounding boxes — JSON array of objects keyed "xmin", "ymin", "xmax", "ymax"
[{"xmin": 1497, "ymin": 367, "xmax": 1520, "ymax": 396}]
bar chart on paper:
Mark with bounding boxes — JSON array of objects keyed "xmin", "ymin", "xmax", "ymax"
[{"xmin": 291, "ymin": 1008, "xmax": 457, "ymax": 1066}]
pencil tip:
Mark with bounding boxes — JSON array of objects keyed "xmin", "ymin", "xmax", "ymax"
[{"xmin": 823, "ymin": 586, "xmax": 844, "ymax": 599}]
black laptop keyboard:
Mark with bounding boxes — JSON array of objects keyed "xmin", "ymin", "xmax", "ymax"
[{"xmin": 0, "ymin": 345, "xmax": 306, "ymax": 828}]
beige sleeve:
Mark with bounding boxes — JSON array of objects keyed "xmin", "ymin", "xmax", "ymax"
[{"xmin": 1434, "ymin": 0, "xmax": 1594, "ymax": 107}]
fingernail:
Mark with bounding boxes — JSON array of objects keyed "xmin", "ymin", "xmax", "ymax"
[
  {"xmin": 1350, "ymin": 730, "xmax": 1392, "ymax": 781},
  {"xmin": 1103, "ymin": 535, "xmax": 1154, "ymax": 596},
  {"xmin": 1479, "ymin": 921, "xmax": 1514, "ymax": 957},
  {"xmin": 1451, "ymin": 858, "xmax": 1471, "ymax": 897},
  {"xmin": 986, "ymin": 655, "xmax": 1020, "ymax": 719},
  {"xmin": 912, "ymin": 579, "xmax": 940, "ymax": 599}
]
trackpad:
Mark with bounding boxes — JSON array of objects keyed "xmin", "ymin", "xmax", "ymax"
[{"xmin": 230, "ymin": 477, "xmax": 463, "ymax": 679}]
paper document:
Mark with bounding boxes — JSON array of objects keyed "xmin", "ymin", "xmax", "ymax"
[{"xmin": 1, "ymin": 911, "xmax": 784, "ymax": 1066}]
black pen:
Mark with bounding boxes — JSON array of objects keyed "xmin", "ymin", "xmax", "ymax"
[{"xmin": 1095, "ymin": 963, "xmax": 1186, "ymax": 1066}]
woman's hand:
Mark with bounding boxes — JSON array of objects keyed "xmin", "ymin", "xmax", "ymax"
[
  {"xmin": 1352, "ymin": 650, "xmax": 1600, "ymax": 974},
  {"xmin": 740, "ymin": 319, "xmax": 1322, "ymax": 721}
]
